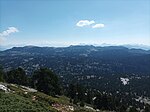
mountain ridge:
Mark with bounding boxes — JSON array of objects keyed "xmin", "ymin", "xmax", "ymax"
[
  {"xmin": 1, "ymin": 44, "xmax": 150, "ymax": 51},
  {"xmin": 0, "ymin": 45, "xmax": 150, "ymax": 76}
]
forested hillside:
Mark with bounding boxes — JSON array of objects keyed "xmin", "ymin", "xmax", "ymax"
[{"xmin": 0, "ymin": 65, "xmax": 150, "ymax": 112}]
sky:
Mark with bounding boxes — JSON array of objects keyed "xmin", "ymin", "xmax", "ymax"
[{"xmin": 0, "ymin": 0, "xmax": 150, "ymax": 47}]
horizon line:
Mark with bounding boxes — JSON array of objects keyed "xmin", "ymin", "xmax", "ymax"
[{"xmin": 0, "ymin": 43, "xmax": 150, "ymax": 51}]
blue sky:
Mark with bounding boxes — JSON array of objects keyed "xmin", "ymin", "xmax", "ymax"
[{"xmin": 0, "ymin": 0, "xmax": 150, "ymax": 47}]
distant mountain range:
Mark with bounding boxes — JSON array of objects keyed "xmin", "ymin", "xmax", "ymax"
[
  {"xmin": 1, "ymin": 44, "xmax": 150, "ymax": 51},
  {"xmin": 0, "ymin": 45, "xmax": 150, "ymax": 77}
]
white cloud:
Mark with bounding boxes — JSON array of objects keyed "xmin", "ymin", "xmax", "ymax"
[
  {"xmin": 92, "ymin": 24, "xmax": 105, "ymax": 28},
  {"xmin": 76, "ymin": 20, "xmax": 95, "ymax": 27},
  {"xmin": 76, "ymin": 20, "xmax": 105, "ymax": 29},
  {"xmin": 0, "ymin": 27, "xmax": 19, "ymax": 37},
  {"xmin": 0, "ymin": 27, "xmax": 19, "ymax": 43}
]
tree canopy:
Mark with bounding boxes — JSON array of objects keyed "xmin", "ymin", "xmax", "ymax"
[
  {"xmin": 32, "ymin": 68, "xmax": 61, "ymax": 96},
  {"xmin": 0, "ymin": 66, "xmax": 4, "ymax": 82},
  {"xmin": 6, "ymin": 67, "xmax": 28, "ymax": 85}
]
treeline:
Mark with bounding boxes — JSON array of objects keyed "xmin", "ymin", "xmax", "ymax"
[
  {"xmin": 0, "ymin": 66, "xmax": 150, "ymax": 112},
  {"xmin": 0, "ymin": 66, "xmax": 61, "ymax": 96}
]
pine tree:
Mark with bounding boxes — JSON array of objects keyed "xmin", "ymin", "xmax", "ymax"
[
  {"xmin": 6, "ymin": 67, "xmax": 28, "ymax": 85},
  {"xmin": 32, "ymin": 68, "xmax": 61, "ymax": 96},
  {"xmin": 0, "ymin": 66, "xmax": 4, "ymax": 82}
]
